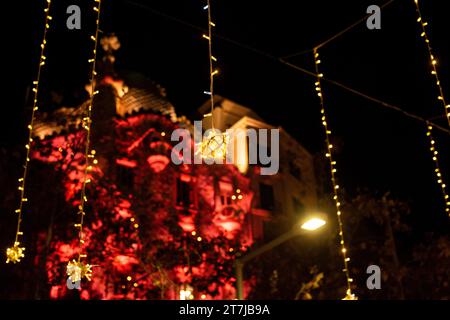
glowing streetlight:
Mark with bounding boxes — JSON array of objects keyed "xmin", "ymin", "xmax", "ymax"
[
  {"xmin": 300, "ymin": 217, "xmax": 327, "ymax": 231},
  {"xmin": 235, "ymin": 213, "xmax": 327, "ymax": 300}
]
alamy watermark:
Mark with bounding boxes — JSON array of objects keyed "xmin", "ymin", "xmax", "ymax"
[
  {"xmin": 366, "ymin": 264, "xmax": 381, "ymax": 290},
  {"xmin": 366, "ymin": 5, "xmax": 381, "ymax": 30},
  {"xmin": 170, "ymin": 121, "xmax": 280, "ymax": 175}
]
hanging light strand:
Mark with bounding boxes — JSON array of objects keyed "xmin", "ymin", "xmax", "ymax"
[
  {"xmin": 413, "ymin": 0, "xmax": 450, "ymax": 126},
  {"xmin": 67, "ymin": 0, "xmax": 102, "ymax": 283},
  {"xmin": 203, "ymin": 0, "xmax": 218, "ymax": 129},
  {"xmin": 313, "ymin": 49, "xmax": 357, "ymax": 300},
  {"xmin": 426, "ymin": 124, "xmax": 450, "ymax": 216},
  {"xmin": 198, "ymin": 1, "xmax": 228, "ymax": 160},
  {"xmin": 6, "ymin": 0, "xmax": 53, "ymax": 264}
]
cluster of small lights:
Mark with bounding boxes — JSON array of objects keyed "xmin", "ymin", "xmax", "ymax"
[
  {"xmin": 197, "ymin": 130, "xmax": 229, "ymax": 160},
  {"xmin": 342, "ymin": 288, "xmax": 358, "ymax": 300},
  {"xmin": 66, "ymin": 0, "xmax": 102, "ymax": 281},
  {"xmin": 313, "ymin": 49, "xmax": 357, "ymax": 300},
  {"xmin": 67, "ymin": 259, "xmax": 93, "ymax": 283},
  {"xmin": 6, "ymin": 0, "xmax": 53, "ymax": 264},
  {"xmin": 191, "ymin": 230, "xmax": 202, "ymax": 242},
  {"xmin": 179, "ymin": 284, "xmax": 194, "ymax": 300},
  {"xmin": 130, "ymin": 217, "xmax": 139, "ymax": 230},
  {"xmin": 124, "ymin": 275, "xmax": 138, "ymax": 289},
  {"xmin": 6, "ymin": 243, "xmax": 25, "ymax": 264},
  {"xmin": 231, "ymin": 189, "xmax": 243, "ymax": 201},
  {"xmin": 413, "ymin": 0, "xmax": 450, "ymax": 126},
  {"xmin": 426, "ymin": 125, "xmax": 450, "ymax": 216}
]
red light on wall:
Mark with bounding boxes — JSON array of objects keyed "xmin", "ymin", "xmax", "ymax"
[
  {"xmin": 146, "ymin": 155, "xmax": 170, "ymax": 173},
  {"xmin": 178, "ymin": 215, "xmax": 195, "ymax": 232},
  {"xmin": 219, "ymin": 221, "xmax": 240, "ymax": 232},
  {"xmin": 112, "ymin": 255, "xmax": 138, "ymax": 273},
  {"xmin": 116, "ymin": 158, "xmax": 137, "ymax": 168}
]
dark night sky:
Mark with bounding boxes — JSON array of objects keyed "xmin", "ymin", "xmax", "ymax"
[{"xmin": 2, "ymin": 0, "xmax": 450, "ymax": 233}]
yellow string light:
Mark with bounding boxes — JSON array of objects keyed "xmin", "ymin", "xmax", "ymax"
[
  {"xmin": 313, "ymin": 48, "xmax": 357, "ymax": 300},
  {"xmin": 5, "ymin": 0, "xmax": 53, "ymax": 264},
  {"xmin": 426, "ymin": 124, "xmax": 450, "ymax": 216},
  {"xmin": 205, "ymin": 0, "xmax": 217, "ymax": 129},
  {"xmin": 66, "ymin": 0, "xmax": 102, "ymax": 283},
  {"xmin": 199, "ymin": 0, "xmax": 227, "ymax": 160},
  {"xmin": 413, "ymin": 0, "xmax": 450, "ymax": 218},
  {"xmin": 413, "ymin": 0, "xmax": 450, "ymax": 126}
]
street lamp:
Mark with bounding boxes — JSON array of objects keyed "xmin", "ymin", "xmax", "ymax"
[
  {"xmin": 300, "ymin": 217, "xmax": 327, "ymax": 231},
  {"xmin": 234, "ymin": 215, "xmax": 327, "ymax": 300}
]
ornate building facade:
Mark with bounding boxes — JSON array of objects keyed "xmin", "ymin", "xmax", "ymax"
[{"xmin": 28, "ymin": 37, "xmax": 317, "ymax": 299}]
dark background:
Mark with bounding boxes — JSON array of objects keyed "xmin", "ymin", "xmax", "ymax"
[{"xmin": 1, "ymin": 0, "xmax": 449, "ymax": 252}]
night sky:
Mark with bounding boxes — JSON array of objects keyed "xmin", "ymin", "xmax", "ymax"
[{"xmin": 2, "ymin": 0, "xmax": 450, "ymax": 235}]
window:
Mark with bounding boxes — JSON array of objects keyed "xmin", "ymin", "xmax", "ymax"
[
  {"xmin": 259, "ymin": 183, "xmax": 275, "ymax": 210},
  {"xmin": 292, "ymin": 197, "xmax": 305, "ymax": 215},
  {"xmin": 289, "ymin": 161, "xmax": 303, "ymax": 181},
  {"xmin": 218, "ymin": 180, "xmax": 233, "ymax": 207},
  {"xmin": 116, "ymin": 164, "xmax": 134, "ymax": 189},
  {"xmin": 176, "ymin": 177, "xmax": 191, "ymax": 207},
  {"xmin": 220, "ymin": 195, "xmax": 232, "ymax": 206}
]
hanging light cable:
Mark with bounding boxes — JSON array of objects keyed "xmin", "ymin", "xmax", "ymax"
[
  {"xmin": 66, "ymin": 0, "xmax": 103, "ymax": 284},
  {"xmin": 204, "ymin": 0, "xmax": 217, "ymax": 130},
  {"xmin": 313, "ymin": 48, "xmax": 357, "ymax": 300},
  {"xmin": 425, "ymin": 124, "xmax": 450, "ymax": 216},
  {"xmin": 413, "ymin": 0, "xmax": 450, "ymax": 218},
  {"xmin": 199, "ymin": 1, "xmax": 227, "ymax": 160},
  {"xmin": 413, "ymin": 0, "xmax": 450, "ymax": 127},
  {"xmin": 6, "ymin": 0, "xmax": 53, "ymax": 264}
]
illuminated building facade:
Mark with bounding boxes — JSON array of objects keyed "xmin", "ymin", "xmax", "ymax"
[{"xmin": 29, "ymin": 37, "xmax": 317, "ymax": 299}]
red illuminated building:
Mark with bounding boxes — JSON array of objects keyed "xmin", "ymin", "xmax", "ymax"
[{"xmin": 30, "ymin": 36, "xmax": 317, "ymax": 299}]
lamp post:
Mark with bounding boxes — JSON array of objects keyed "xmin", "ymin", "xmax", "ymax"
[{"xmin": 235, "ymin": 215, "xmax": 327, "ymax": 300}]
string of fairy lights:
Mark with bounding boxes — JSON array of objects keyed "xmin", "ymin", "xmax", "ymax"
[
  {"xmin": 202, "ymin": 0, "xmax": 218, "ymax": 130},
  {"xmin": 66, "ymin": 0, "xmax": 103, "ymax": 284},
  {"xmin": 4, "ymin": 0, "xmax": 449, "ymax": 300},
  {"xmin": 6, "ymin": 0, "xmax": 53, "ymax": 264},
  {"xmin": 413, "ymin": 0, "xmax": 450, "ymax": 217},
  {"xmin": 313, "ymin": 48, "xmax": 357, "ymax": 300},
  {"xmin": 413, "ymin": 0, "xmax": 450, "ymax": 127},
  {"xmin": 199, "ymin": 1, "xmax": 228, "ymax": 160},
  {"xmin": 426, "ymin": 124, "xmax": 450, "ymax": 216}
]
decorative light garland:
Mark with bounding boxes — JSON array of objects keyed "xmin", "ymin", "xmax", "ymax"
[
  {"xmin": 199, "ymin": 0, "xmax": 228, "ymax": 160},
  {"xmin": 313, "ymin": 49, "xmax": 357, "ymax": 300},
  {"xmin": 426, "ymin": 124, "xmax": 450, "ymax": 216},
  {"xmin": 66, "ymin": 0, "xmax": 103, "ymax": 284},
  {"xmin": 6, "ymin": 0, "xmax": 53, "ymax": 264},
  {"xmin": 203, "ymin": 0, "xmax": 218, "ymax": 129},
  {"xmin": 413, "ymin": 0, "xmax": 450, "ymax": 217},
  {"xmin": 413, "ymin": 0, "xmax": 450, "ymax": 126}
]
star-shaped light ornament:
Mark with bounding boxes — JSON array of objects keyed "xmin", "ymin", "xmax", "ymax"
[
  {"xmin": 197, "ymin": 131, "xmax": 229, "ymax": 160},
  {"xmin": 6, "ymin": 242, "xmax": 25, "ymax": 263},
  {"xmin": 342, "ymin": 289, "xmax": 358, "ymax": 300},
  {"xmin": 66, "ymin": 259, "xmax": 93, "ymax": 282}
]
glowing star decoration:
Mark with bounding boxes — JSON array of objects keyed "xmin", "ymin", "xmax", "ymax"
[
  {"xmin": 6, "ymin": 242, "xmax": 25, "ymax": 263},
  {"xmin": 342, "ymin": 289, "xmax": 358, "ymax": 300},
  {"xmin": 197, "ymin": 131, "xmax": 228, "ymax": 160},
  {"xmin": 66, "ymin": 260, "xmax": 93, "ymax": 283}
]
